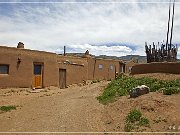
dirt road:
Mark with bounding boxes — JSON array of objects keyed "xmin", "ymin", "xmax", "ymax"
[
  {"xmin": 0, "ymin": 82, "xmax": 108, "ymax": 132},
  {"xmin": 0, "ymin": 79, "xmax": 180, "ymax": 133}
]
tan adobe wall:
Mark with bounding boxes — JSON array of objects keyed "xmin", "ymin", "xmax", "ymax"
[
  {"xmin": 0, "ymin": 46, "xmax": 58, "ymax": 88},
  {"xmin": 87, "ymin": 57, "xmax": 95, "ymax": 80},
  {"xmin": 131, "ymin": 62, "xmax": 180, "ymax": 74},
  {"xmin": 125, "ymin": 60, "xmax": 137, "ymax": 73},
  {"xmin": 57, "ymin": 55, "xmax": 88, "ymax": 85},
  {"xmin": 87, "ymin": 57, "xmax": 120, "ymax": 80},
  {"xmin": 0, "ymin": 45, "xmax": 126, "ymax": 88}
]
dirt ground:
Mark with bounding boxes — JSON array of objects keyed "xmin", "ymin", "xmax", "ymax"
[
  {"xmin": 0, "ymin": 82, "xmax": 108, "ymax": 132},
  {"xmin": 0, "ymin": 76, "xmax": 180, "ymax": 133},
  {"xmin": 103, "ymin": 92, "xmax": 180, "ymax": 132}
]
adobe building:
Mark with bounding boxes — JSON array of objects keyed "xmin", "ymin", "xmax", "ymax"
[
  {"xmin": 124, "ymin": 60, "xmax": 137, "ymax": 73},
  {"xmin": 87, "ymin": 57, "xmax": 124, "ymax": 80},
  {"xmin": 0, "ymin": 43, "xmax": 58, "ymax": 88},
  {"xmin": 57, "ymin": 55, "xmax": 89, "ymax": 88},
  {"xmin": 0, "ymin": 43, "xmax": 125, "ymax": 89}
]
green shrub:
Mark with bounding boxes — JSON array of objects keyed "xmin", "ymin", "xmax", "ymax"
[
  {"xmin": 117, "ymin": 88, "xmax": 128, "ymax": 96},
  {"xmin": 163, "ymin": 87, "xmax": 180, "ymax": 95},
  {"xmin": 97, "ymin": 74, "xmax": 180, "ymax": 104},
  {"xmin": 126, "ymin": 109, "xmax": 142, "ymax": 123},
  {"xmin": 97, "ymin": 87, "xmax": 117, "ymax": 104},
  {"xmin": 163, "ymin": 88, "xmax": 172, "ymax": 95},
  {"xmin": 150, "ymin": 83, "xmax": 162, "ymax": 92},
  {"xmin": 124, "ymin": 122, "xmax": 134, "ymax": 132},
  {"xmin": 139, "ymin": 117, "xmax": 150, "ymax": 127},
  {"xmin": 0, "ymin": 105, "xmax": 16, "ymax": 112},
  {"xmin": 124, "ymin": 109, "xmax": 150, "ymax": 132}
]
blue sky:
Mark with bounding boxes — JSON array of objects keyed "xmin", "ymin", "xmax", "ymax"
[{"xmin": 0, "ymin": 0, "xmax": 180, "ymax": 57}]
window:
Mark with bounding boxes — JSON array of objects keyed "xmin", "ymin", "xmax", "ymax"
[
  {"xmin": 99, "ymin": 64, "xmax": 103, "ymax": 70},
  {"xmin": 110, "ymin": 65, "xmax": 113, "ymax": 70},
  {"xmin": 0, "ymin": 65, "xmax": 9, "ymax": 74},
  {"xmin": 34, "ymin": 65, "xmax": 42, "ymax": 75}
]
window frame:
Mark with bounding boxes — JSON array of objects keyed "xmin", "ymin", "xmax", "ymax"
[
  {"xmin": 98, "ymin": 64, "xmax": 103, "ymax": 70},
  {"xmin": 34, "ymin": 64, "xmax": 42, "ymax": 75},
  {"xmin": 0, "ymin": 64, "xmax": 9, "ymax": 75},
  {"xmin": 110, "ymin": 64, "xmax": 113, "ymax": 71}
]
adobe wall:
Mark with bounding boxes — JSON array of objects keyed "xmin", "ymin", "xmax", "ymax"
[
  {"xmin": 87, "ymin": 58, "xmax": 121, "ymax": 80},
  {"xmin": 125, "ymin": 60, "xmax": 137, "ymax": 73},
  {"xmin": 0, "ymin": 46, "xmax": 58, "ymax": 88},
  {"xmin": 57, "ymin": 56, "xmax": 88, "ymax": 85},
  {"xmin": 0, "ymin": 45, "xmax": 126, "ymax": 88},
  {"xmin": 87, "ymin": 57, "xmax": 95, "ymax": 80},
  {"xmin": 131, "ymin": 62, "xmax": 180, "ymax": 74}
]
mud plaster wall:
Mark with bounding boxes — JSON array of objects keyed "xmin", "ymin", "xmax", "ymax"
[
  {"xmin": 0, "ymin": 46, "xmax": 124, "ymax": 88},
  {"xmin": 87, "ymin": 58, "xmax": 121, "ymax": 80},
  {"xmin": 57, "ymin": 56, "xmax": 88, "ymax": 85},
  {"xmin": 0, "ymin": 46, "xmax": 58, "ymax": 88},
  {"xmin": 125, "ymin": 60, "xmax": 137, "ymax": 73},
  {"xmin": 131, "ymin": 62, "xmax": 180, "ymax": 74}
]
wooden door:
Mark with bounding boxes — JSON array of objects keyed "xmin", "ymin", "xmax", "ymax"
[
  {"xmin": 59, "ymin": 69, "xmax": 66, "ymax": 89},
  {"xmin": 33, "ymin": 64, "xmax": 43, "ymax": 88}
]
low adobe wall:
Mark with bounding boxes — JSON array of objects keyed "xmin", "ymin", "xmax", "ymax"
[{"xmin": 131, "ymin": 62, "xmax": 180, "ymax": 74}]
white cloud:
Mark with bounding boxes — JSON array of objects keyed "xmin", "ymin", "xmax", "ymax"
[
  {"xmin": 56, "ymin": 43, "xmax": 132, "ymax": 56},
  {"xmin": 0, "ymin": 1, "xmax": 180, "ymax": 57}
]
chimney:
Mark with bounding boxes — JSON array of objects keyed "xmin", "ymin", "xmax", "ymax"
[
  {"xmin": 83, "ymin": 50, "xmax": 91, "ymax": 58},
  {"xmin": 64, "ymin": 46, "xmax": 66, "ymax": 56},
  {"xmin": 17, "ymin": 42, "xmax": 24, "ymax": 49}
]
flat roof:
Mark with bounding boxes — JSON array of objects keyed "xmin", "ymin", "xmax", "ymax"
[{"xmin": 0, "ymin": 45, "xmax": 56, "ymax": 55}]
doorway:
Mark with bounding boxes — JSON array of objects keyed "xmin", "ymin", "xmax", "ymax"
[
  {"xmin": 59, "ymin": 69, "xmax": 66, "ymax": 89},
  {"xmin": 33, "ymin": 63, "xmax": 43, "ymax": 88}
]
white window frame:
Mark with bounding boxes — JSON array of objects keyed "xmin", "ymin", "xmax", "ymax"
[
  {"xmin": 110, "ymin": 64, "xmax": 113, "ymax": 71},
  {"xmin": 99, "ymin": 64, "xmax": 103, "ymax": 70}
]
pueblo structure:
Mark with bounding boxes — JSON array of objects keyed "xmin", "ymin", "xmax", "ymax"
[{"xmin": 0, "ymin": 43, "xmax": 125, "ymax": 89}]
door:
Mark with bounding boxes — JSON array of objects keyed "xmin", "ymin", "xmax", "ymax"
[
  {"xmin": 59, "ymin": 69, "xmax": 66, "ymax": 89},
  {"xmin": 33, "ymin": 64, "xmax": 43, "ymax": 88},
  {"xmin": 120, "ymin": 64, "xmax": 125, "ymax": 73}
]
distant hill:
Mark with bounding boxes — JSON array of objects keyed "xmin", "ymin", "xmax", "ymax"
[
  {"xmin": 59, "ymin": 53, "xmax": 179, "ymax": 63},
  {"xmin": 95, "ymin": 55, "xmax": 120, "ymax": 60},
  {"xmin": 59, "ymin": 53, "xmax": 147, "ymax": 63},
  {"xmin": 96, "ymin": 55, "xmax": 147, "ymax": 63},
  {"xmin": 119, "ymin": 55, "xmax": 147, "ymax": 63}
]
